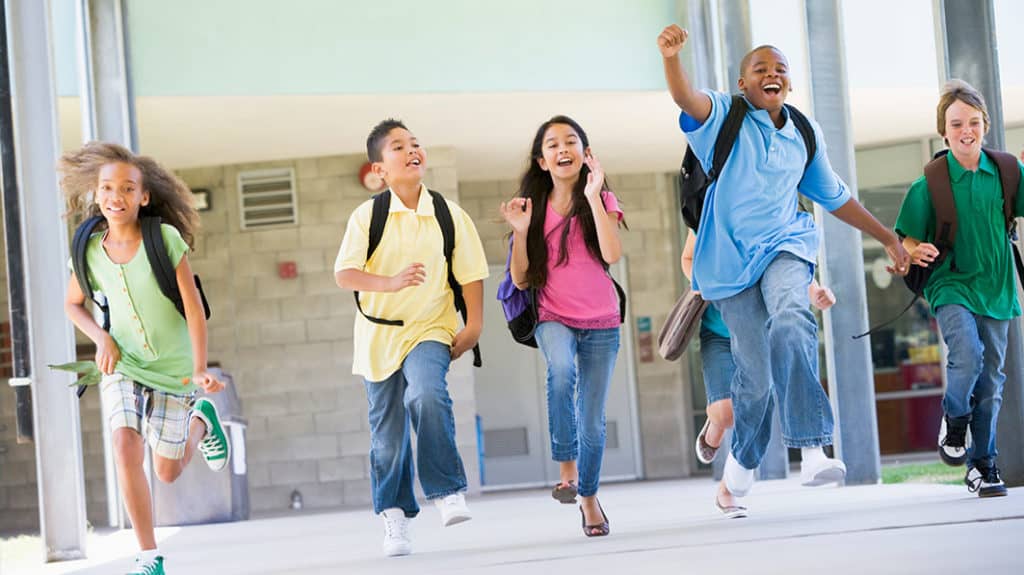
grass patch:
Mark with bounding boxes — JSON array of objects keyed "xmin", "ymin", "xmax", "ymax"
[{"xmin": 882, "ymin": 461, "xmax": 963, "ymax": 485}]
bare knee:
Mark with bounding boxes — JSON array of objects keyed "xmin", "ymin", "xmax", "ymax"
[
  {"xmin": 707, "ymin": 399, "xmax": 735, "ymax": 430},
  {"xmin": 112, "ymin": 428, "xmax": 145, "ymax": 467},
  {"xmin": 153, "ymin": 457, "xmax": 184, "ymax": 484}
]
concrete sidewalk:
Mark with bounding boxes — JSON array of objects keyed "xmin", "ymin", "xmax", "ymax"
[{"xmin": 6, "ymin": 476, "xmax": 1023, "ymax": 574}]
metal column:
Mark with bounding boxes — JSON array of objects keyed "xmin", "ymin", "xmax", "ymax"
[
  {"xmin": 805, "ymin": 0, "xmax": 882, "ymax": 484},
  {"xmin": 936, "ymin": 0, "xmax": 1023, "ymax": 486},
  {"xmin": 76, "ymin": 0, "xmax": 137, "ymax": 149},
  {"xmin": 3, "ymin": 0, "xmax": 87, "ymax": 559},
  {"xmin": 75, "ymin": 0, "xmax": 139, "ymax": 529}
]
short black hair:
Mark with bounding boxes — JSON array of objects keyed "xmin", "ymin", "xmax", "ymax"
[
  {"xmin": 739, "ymin": 45, "xmax": 785, "ymax": 78},
  {"xmin": 366, "ymin": 118, "xmax": 408, "ymax": 163}
]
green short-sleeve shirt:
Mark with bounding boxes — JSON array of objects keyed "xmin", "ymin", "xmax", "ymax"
[
  {"xmin": 894, "ymin": 151, "xmax": 1024, "ymax": 320},
  {"xmin": 82, "ymin": 224, "xmax": 196, "ymax": 394}
]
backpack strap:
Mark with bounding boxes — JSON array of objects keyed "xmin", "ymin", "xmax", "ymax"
[
  {"xmin": 984, "ymin": 147, "xmax": 1024, "ymax": 289},
  {"xmin": 923, "ymin": 154, "xmax": 959, "ymax": 271},
  {"xmin": 430, "ymin": 190, "xmax": 482, "ymax": 367},
  {"xmin": 141, "ymin": 216, "xmax": 211, "ymax": 320},
  {"xmin": 785, "ymin": 104, "xmax": 818, "ymax": 212},
  {"xmin": 983, "ymin": 148, "xmax": 1022, "ymax": 233},
  {"xmin": 71, "ymin": 215, "xmax": 109, "ymax": 329},
  {"xmin": 354, "ymin": 192, "xmax": 403, "ymax": 327},
  {"xmin": 708, "ymin": 94, "xmax": 748, "ymax": 180},
  {"xmin": 785, "ymin": 104, "xmax": 817, "ymax": 172},
  {"xmin": 141, "ymin": 217, "xmax": 181, "ymax": 313}
]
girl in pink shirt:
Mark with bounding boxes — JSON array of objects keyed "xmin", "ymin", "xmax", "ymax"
[{"xmin": 500, "ymin": 115, "xmax": 624, "ymax": 537}]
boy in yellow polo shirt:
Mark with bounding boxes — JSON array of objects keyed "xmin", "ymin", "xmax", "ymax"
[{"xmin": 334, "ymin": 119, "xmax": 488, "ymax": 557}]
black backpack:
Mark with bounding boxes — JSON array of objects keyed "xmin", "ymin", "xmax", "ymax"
[
  {"xmin": 854, "ymin": 148, "xmax": 1023, "ymax": 339},
  {"xmin": 71, "ymin": 215, "xmax": 211, "ymax": 395},
  {"xmin": 354, "ymin": 189, "xmax": 481, "ymax": 367},
  {"xmin": 678, "ymin": 94, "xmax": 817, "ymax": 231}
]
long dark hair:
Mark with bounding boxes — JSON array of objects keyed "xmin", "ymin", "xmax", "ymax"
[
  {"xmin": 59, "ymin": 141, "xmax": 200, "ymax": 248},
  {"xmin": 516, "ymin": 115, "xmax": 611, "ymax": 289}
]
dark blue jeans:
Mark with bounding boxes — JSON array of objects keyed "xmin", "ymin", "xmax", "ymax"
[{"xmin": 364, "ymin": 341, "xmax": 467, "ymax": 517}]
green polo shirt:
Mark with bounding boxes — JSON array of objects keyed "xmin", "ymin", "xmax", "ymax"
[
  {"xmin": 81, "ymin": 224, "xmax": 196, "ymax": 394},
  {"xmin": 895, "ymin": 150, "xmax": 1024, "ymax": 320}
]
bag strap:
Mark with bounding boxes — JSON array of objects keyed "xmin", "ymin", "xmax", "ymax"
[
  {"xmin": 923, "ymin": 154, "xmax": 959, "ymax": 264},
  {"xmin": 430, "ymin": 190, "xmax": 481, "ymax": 367},
  {"xmin": 786, "ymin": 104, "xmax": 818, "ymax": 215},
  {"xmin": 71, "ymin": 215, "xmax": 105, "ymax": 310},
  {"xmin": 983, "ymin": 148, "xmax": 1022, "ymax": 234},
  {"xmin": 141, "ymin": 216, "xmax": 183, "ymax": 313},
  {"xmin": 354, "ymin": 192, "xmax": 403, "ymax": 327},
  {"xmin": 708, "ymin": 94, "xmax": 748, "ymax": 180},
  {"xmin": 985, "ymin": 148, "xmax": 1024, "ymax": 290},
  {"xmin": 786, "ymin": 104, "xmax": 817, "ymax": 173}
]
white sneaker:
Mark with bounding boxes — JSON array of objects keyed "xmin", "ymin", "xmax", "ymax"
[
  {"xmin": 380, "ymin": 508, "xmax": 412, "ymax": 557},
  {"xmin": 434, "ymin": 492, "xmax": 472, "ymax": 527},
  {"xmin": 724, "ymin": 453, "xmax": 755, "ymax": 497},
  {"xmin": 800, "ymin": 457, "xmax": 847, "ymax": 486}
]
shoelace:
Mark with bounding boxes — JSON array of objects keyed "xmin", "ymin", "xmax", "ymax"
[
  {"xmin": 943, "ymin": 418, "xmax": 968, "ymax": 448},
  {"xmin": 383, "ymin": 515, "xmax": 409, "ymax": 540},
  {"xmin": 129, "ymin": 558, "xmax": 161, "ymax": 575},
  {"xmin": 966, "ymin": 471, "xmax": 983, "ymax": 493},
  {"xmin": 199, "ymin": 434, "xmax": 226, "ymax": 458},
  {"xmin": 984, "ymin": 466, "xmax": 1003, "ymax": 485}
]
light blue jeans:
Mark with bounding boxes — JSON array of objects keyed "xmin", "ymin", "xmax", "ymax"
[
  {"xmin": 535, "ymin": 322, "xmax": 620, "ymax": 497},
  {"xmin": 714, "ymin": 253, "xmax": 833, "ymax": 470},
  {"xmin": 364, "ymin": 341, "xmax": 467, "ymax": 517},
  {"xmin": 934, "ymin": 304, "xmax": 1008, "ymax": 469}
]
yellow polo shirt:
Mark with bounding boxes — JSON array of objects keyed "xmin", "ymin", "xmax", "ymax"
[{"xmin": 335, "ymin": 185, "xmax": 488, "ymax": 381}]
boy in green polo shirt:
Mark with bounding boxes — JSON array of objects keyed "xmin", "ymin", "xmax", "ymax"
[
  {"xmin": 60, "ymin": 142, "xmax": 230, "ymax": 575},
  {"xmin": 896, "ymin": 80, "xmax": 1024, "ymax": 498},
  {"xmin": 334, "ymin": 119, "xmax": 488, "ymax": 557}
]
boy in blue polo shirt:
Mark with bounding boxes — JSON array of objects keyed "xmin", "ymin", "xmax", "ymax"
[{"xmin": 657, "ymin": 25, "xmax": 910, "ymax": 504}]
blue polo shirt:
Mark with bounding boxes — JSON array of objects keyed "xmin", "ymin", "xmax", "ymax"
[{"xmin": 680, "ymin": 90, "xmax": 851, "ymax": 301}]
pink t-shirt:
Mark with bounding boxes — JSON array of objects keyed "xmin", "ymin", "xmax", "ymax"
[{"xmin": 537, "ymin": 192, "xmax": 623, "ymax": 330}]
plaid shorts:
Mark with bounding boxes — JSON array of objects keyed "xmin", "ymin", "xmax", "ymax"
[{"xmin": 100, "ymin": 373, "xmax": 195, "ymax": 460}]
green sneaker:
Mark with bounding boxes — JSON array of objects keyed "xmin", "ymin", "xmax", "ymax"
[
  {"xmin": 127, "ymin": 555, "xmax": 164, "ymax": 574},
  {"xmin": 193, "ymin": 397, "xmax": 230, "ymax": 472}
]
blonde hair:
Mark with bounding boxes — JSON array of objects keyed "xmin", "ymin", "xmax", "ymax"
[
  {"xmin": 936, "ymin": 79, "xmax": 990, "ymax": 137},
  {"xmin": 58, "ymin": 141, "xmax": 199, "ymax": 248}
]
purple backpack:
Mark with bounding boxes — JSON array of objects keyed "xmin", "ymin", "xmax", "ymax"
[{"xmin": 496, "ymin": 238, "xmax": 538, "ymax": 348}]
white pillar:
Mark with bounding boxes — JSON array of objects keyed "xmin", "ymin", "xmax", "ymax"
[{"xmin": 5, "ymin": 0, "xmax": 87, "ymax": 560}]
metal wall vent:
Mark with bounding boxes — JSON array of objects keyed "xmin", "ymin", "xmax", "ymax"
[{"xmin": 237, "ymin": 168, "xmax": 298, "ymax": 229}]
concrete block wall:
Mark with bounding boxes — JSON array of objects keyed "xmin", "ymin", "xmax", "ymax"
[
  {"xmin": 458, "ymin": 172, "xmax": 694, "ymax": 480},
  {"xmin": 175, "ymin": 147, "xmax": 480, "ymax": 514}
]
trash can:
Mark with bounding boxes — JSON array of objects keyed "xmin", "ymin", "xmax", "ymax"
[{"xmin": 152, "ymin": 367, "xmax": 249, "ymax": 526}]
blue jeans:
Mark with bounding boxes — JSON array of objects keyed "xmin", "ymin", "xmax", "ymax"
[
  {"xmin": 934, "ymin": 304, "xmax": 1008, "ymax": 469},
  {"xmin": 700, "ymin": 324, "xmax": 734, "ymax": 405},
  {"xmin": 364, "ymin": 341, "xmax": 467, "ymax": 517},
  {"xmin": 715, "ymin": 253, "xmax": 833, "ymax": 470},
  {"xmin": 535, "ymin": 322, "xmax": 620, "ymax": 497}
]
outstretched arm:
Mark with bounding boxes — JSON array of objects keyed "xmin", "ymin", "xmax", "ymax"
[
  {"xmin": 658, "ymin": 25, "xmax": 712, "ymax": 123},
  {"xmin": 830, "ymin": 199, "xmax": 910, "ymax": 275}
]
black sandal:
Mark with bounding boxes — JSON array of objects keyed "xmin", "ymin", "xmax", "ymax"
[
  {"xmin": 551, "ymin": 480, "xmax": 578, "ymax": 504},
  {"xmin": 580, "ymin": 499, "xmax": 609, "ymax": 537}
]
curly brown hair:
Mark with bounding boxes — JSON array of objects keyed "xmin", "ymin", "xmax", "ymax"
[{"xmin": 58, "ymin": 141, "xmax": 200, "ymax": 248}]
